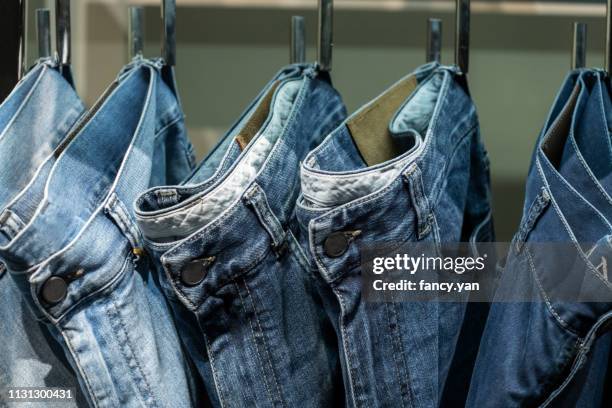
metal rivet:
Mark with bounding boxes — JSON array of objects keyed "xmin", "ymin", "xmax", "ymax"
[{"xmin": 41, "ymin": 276, "xmax": 68, "ymax": 304}]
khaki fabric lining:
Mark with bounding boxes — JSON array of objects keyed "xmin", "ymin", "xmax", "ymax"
[
  {"xmin": 542, "ymin": 82, "xmax": 580, "ymax": 168},
  {"xmin": 235, "ymin": 81, "xmax": 281, "ymax": 151},
  {"xmin": 347, "ymin": 75, "xmax": 418, "ymax": 166}
]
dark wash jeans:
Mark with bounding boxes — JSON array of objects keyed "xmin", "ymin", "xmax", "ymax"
[
  {"xmin": 135, "ymin": 64, "xmax": 348, "ymax": 407},
  {"xmin": 467, "ymin": 71, "xmax": 612, "ymax": 407},
  {"xmin": 0, "ymin": 58, "xmax": 86, "ymax": 407},
  {"xmin": 296, "ymin": 63, "xmax": 493, "ymax": 407},
  {"xmin": 0, "ymin": 58, "xmax": 198, "ymax": 408}
]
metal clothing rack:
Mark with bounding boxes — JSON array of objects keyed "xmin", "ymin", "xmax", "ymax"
[{"xmin": 2, "ymin": 0, "xmax": 611, "ymax": 103}]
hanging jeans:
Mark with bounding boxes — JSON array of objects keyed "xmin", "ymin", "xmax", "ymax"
[
  {"xmin": 466, "ymin": 71, "xmax": 612, "ymax": 407},
  {"xmin": 134, "ymin": 64, "xmax": 348, "ymax": 407},
  {"xmin": 295, "ymin": 63, "xmax": 493, "ymax": 407},
  {"xmin": 0, "ymin": 58, "xmax": 198, "ymax": 408},
  {"xmin": 0, "ymin": 58, "xmax": 86, "ymax": 408}
]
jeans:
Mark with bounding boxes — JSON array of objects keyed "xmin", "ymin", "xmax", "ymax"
[
  {"xmin": 466, "ymin": 70, "xmax": 612, "ymax": 407},
  {"xmin": 295, "ymin": 63, "xmax": 493, "ymax": 407},
  {"xmin": 134, "ymin": 64, "xmax": 347, "ymax": 407},
  {"xmin": 0, "ymin": 58, "xmax": 86, "ymax": 407},
  {"xmin": 0, "ymin": 58, "xmax": 198, "ymax": 408}
]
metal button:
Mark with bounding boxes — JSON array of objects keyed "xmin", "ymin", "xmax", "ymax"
[
  {"xmin": 324, "ymin": 232, "xmax": 349, "ymax": 258},
  {"xmin": 181, "ymin": 260, "xmax": 208, "ymax": 287},
  {"xmin": 41, "ymin": 276, "xmax": 68, "ymax": 304}
]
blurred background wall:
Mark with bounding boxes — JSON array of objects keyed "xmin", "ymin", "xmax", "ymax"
[{"xmin": 23, "ymin": 0, "xmax": 610, "ymax": 240}]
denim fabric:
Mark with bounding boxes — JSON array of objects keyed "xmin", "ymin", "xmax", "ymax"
[
  {"xmin": 295, "ymin": 63, "xmax": 493, "ymax": 407},
  {"xmin": 0, "ymin": 59, "xmax": 86, "ymax": 407},
  {"xmin": 0, "ymin": 58, "xmax": 198, "ymax": 408},
  {"xmin": 134, "ymin": 64, "xmax": 347, "ymax": 407},
  {"xmin": 466, "ymin": 71, "xmax": 612, "ymax": 407}
]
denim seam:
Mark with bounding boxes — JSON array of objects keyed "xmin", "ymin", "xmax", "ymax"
[
  {"xmin": 568, "ymin": 133, "xmax": 612, "ymax": 205},
  {"xmin": 516, "ymin": 188, "xmax": 550, "ymax": 252},
  {"xmin": 106, "ymin": 194, "xmax": 143, "ymax": 250},
  {"xmin": 541, "ymin": 311, "xmax": 612, "ymax": 407},
  {"xmin": 537, "ymin": 155, "xmax": 610, "ymax": 230},
  {"xmin": 236, "ymin": 279, "xmax": 285, "ymax": 406},
  {"xmin": 334, "ymin": 290, "xmax": 360, "ymax": 408},
  {"xmin": 430, "ymin": 125, "xmax": 476, "ymax": 206},
  {"xmin": 385, "ymin": 301, "xmax": 412, "ymax": 407},
  {"xmin": 402, "ymin": 164, "xmax": 431, "ymax": 239},
  {"xmin": 243, "ymin": 184, "xmax": 287, "ymax": 252},
  {"xmin": 469, "ymin": 210, "xmax": 493, "ymax": 251},
  {"xmin": 153, "ymin": 115, "xmax": 196, "ymax": 171},
  {"xmin": 59, "ymin": 329, "xmax": 101, "ymax": 408},
  {"xmin": 286, "ymin": 229, "xmax": 315, "ymax": 276},
  {"xmin": 106, "ymin": 291, "xmax": 158, "ymax": 407},
  {"xmin": 200, "ymin": 328, "xmax": 227, "ymax": 408},
  {"xmin": 153, "ymin": 115, "xmax": 182, "ymax": 140},
  {"xmin": 526, "ymin": 249, "xmax": 580, "ymax": 337},
  {"xmin": 233, "ymin": 281, "xmax": 275, "ymax": 402}
]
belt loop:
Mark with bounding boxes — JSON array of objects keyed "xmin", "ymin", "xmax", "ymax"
[
  {"xmin": 243, "ymin": 183, "xmax": 288, "ymax": 256},
  {"xmin": 104, "ymin": 193, "xmax": 144, "ymax": 255},
  {"xmin": 402, "ymin": 164, "xmax": 432, "ymax": 240}
]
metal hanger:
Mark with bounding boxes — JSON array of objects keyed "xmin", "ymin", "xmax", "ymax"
[
  {"xmin": 455, "ymin": 0, "xmax": 470, "ymax": 75},
  {"xmin": 290, "ymin": 16, "xmax": 306, "ymax": 64},
  {"xmin": 56, "ymin": 0, "xmax": 71, "ymax": 71},
  {"xmin": 129, "ymin": 6, "xmax": 144, "ymax": 59},
  {"xmin": 162, "ymin": 0, "xmax": 176, "ymax": 66},
  {"xmin": 606, "ymin": 0, "xmax": 611, "ymax": 73},
  {"xmin": 318, "ymin": 0, "xmax": 333, "ymax": 72},
  {"xmin": 571, "ymin": 22, "xmax": 586, "ymax": 70},
  {"xmin": 36, "ymin": 9, "xmax": 51, "ymax": 59},
  {"xmin": 427, "ymin": 18, "xmax": 442, "ymax": 63}
]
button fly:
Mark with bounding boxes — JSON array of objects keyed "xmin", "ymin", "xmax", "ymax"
[
  {"xmin": 324, "ymin": 232, "xmax": 350, "ymax": 258},
  {"xmin": 41, "ymin": 276, "xmax": 68, "ymax": 304}
]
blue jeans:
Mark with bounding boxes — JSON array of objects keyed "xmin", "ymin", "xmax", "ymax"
[
  {"xmin": 0, "ymin": 58, "xmax": 198, "ymax": 408},
  {"xmin": 467, "ymin": 70, "xmax": 612, "ymax": 407},
  {"xmin": 295, "ymin": 63, "xmax": 493, "ymax": 407},
  {"xmin": 0, "ymin": 58, "xmax": 86, "ymax": 407},
  {"xmin": 134, "ymin": 64, "xmax": 348, "ymax": 407}
]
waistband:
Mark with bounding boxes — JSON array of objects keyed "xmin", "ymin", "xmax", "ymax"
[
  {"xmin": 554, "ymin": 71, "xmax": 612, "ymax": 224},
  {"xmin": 136, "ymin": 66, "xmax": 346, "ymax": 310},
  {"xmin": 135, "ymin": 63, "xmax": 315, "ymax": 220},
  {"xmin": 186, "ymin": 63, "xmax": 312, "ymax": 185},
  {"xmin": 0, "ymin": 61, "xmax": 84, "ymax": 207},
  {"xmin": 0, "ymin": 60, "xmax": 181, "ymax": 274},
  {"xmin": 571, "ymin": 71, "xmax": 612, "ymax": 183},
  {"xmin": 296, "ymin": 64, "xmax": 479, "ymax": 282}
]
